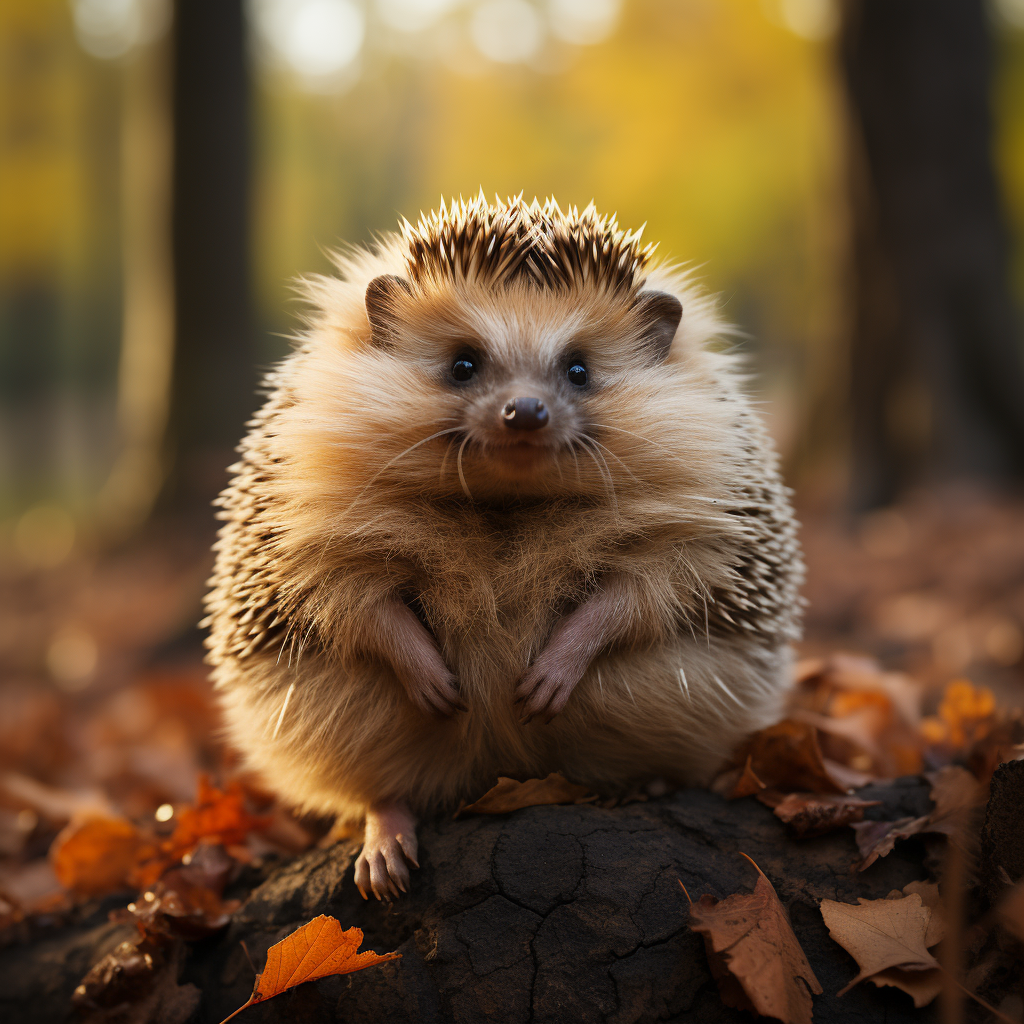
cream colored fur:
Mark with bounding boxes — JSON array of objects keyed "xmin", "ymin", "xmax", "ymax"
[{"xmin": 204, "ymin": 197, "xmax": 803, "ymax": 829}]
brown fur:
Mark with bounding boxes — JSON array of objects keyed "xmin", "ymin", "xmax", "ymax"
[{"xmin": 204, "ymin": 193, "xmax": 803, "ymax": 832}]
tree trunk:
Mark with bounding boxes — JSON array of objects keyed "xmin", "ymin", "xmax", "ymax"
[
  {"xmin": 840, "ymin": 0, "xmax": 1024, "ymax": 509},
  {"xmin": 0, "ymin": 781, "xmax": 942, "ymax": 1024},
  {"xmin": 165, "ymin": 0, "xmax": 255, "ymax": 512}
]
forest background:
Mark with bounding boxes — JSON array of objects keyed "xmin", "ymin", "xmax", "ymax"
[{"xmin": 1, "ymin": 0, "xmax": 1024, "ymax": 983}]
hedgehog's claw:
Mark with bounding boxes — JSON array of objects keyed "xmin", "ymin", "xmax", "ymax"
[{"xmin": 354, "ymin": 803, "xmax": 418, "ymax": 900}]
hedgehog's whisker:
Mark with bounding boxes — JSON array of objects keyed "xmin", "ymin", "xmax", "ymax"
[
  {"xmin": 438, "ymin": 435, "xmax": 458, "ymax": 484},
  {"xmin": 457, "ymin": 435, "xmax": 473, "ymax": 500},
  {"xmin": 578, "ymin": 436, "xmax": 617, "ymax": 513},
  {"xmin": 341, "ymin": 426, "xmax": 462, "ymax": 520},
  {"xmin": 589, "ymin": 421, "xmax": 678, "ymax": 458},
  {"xmin": 584, "ymin": 434, "xmax": 640, "ymax": 484}
]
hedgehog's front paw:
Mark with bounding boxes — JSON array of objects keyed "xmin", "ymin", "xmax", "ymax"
[
  {"xmin": 354, "ymin": 803, "xmax": 419, "ymax": 901},
  {"xmin": 403, "ymin": 663, "xmax": 466, "ymax": 718},
  {"xmin": 514, "ymin": 652, "xmax": 583, "ymax": 725}
]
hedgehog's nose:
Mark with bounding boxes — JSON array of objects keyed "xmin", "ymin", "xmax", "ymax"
[{"xmin": 501, "ymin": 397, "xmax": 549, "ymax": 431}]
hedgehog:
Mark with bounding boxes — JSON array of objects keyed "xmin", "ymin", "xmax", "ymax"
[{"xmin": 204, "ymin": 193, "xmax": 803, "ymax": 901}]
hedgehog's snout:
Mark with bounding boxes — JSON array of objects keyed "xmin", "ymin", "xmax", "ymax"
[{"xmin": 501, "ymin": 397, "xmax": 549, "ymax": 431}]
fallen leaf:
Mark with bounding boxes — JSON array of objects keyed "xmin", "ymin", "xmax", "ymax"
[
  {"xmin": 218, "ymin": 915, "xmax": 400, "ymax": 1023},
  {"xmin": 50, "ymin": 815, "xmax": 150, "ymax": 897},
  {"xmin": 867, "ymin": 966, "xmax": 944, "ymax": 1007},
  {"xmin": 120, "ymin": 843, "xmax": 240, "ymax": 941},
  {"xmin": 867, "ymin": 881, "xmax": 947, "ymax": 1007},
  {"xmin": 729, "ymin": 756, "xmax": 766, "ymax": 799},
  {"xmin": 688, "ymin": 855, "xmax": 822, "ymax": 1024},
  {"xmin": 923, "ymin": 765, "xmax": 985, "ymax": 848},
  {"xmin": 921, "ymin": 679, "xmax": 996, "ymax": 751},
  {"xmin": 851, "ymin": 816, "xmax": 930, "ymax": 870},
  {"xmin": 73, "ymin": 938, "xmax": 200, "ymax": 1024},
  {"xmin": 455, "ymin": 772, "xmax": 594, "ymax": 817},
  {"xmin": 820, "ymin": 892, "xmax": 939, "ymax": 996},
  {"xmin": 772, "ymin": 793, "xmax": 882, "ymax": 838},
  {"xmin": 72, "ymin": 936, "xmax": 168, "ymax": 1012},
  {"xmin": 967, "ymin": 709, "xmax": 1024, "ymax": 784},
  {"xmin": 901, "ymin": 880, "xmax": 945, "ymax": 947},
  {"xmin": 132, "ymin": 776, "xmax": 270, "ymax": 888},
  {"xmin": 731, "ymin": 720, "xmax": 849, "ymax": 795},
  {"xmin": 851, "ymin": 765, "xmax": 986, "ymax": 869}
]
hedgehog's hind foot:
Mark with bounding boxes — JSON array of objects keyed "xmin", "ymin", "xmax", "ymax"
[{"xmin": 354, "ymin": 802, "xmax": 419, "ymax": 901}]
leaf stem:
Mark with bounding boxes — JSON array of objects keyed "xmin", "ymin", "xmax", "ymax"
[{"xmin": 216, "ymin": 994, "xmax": 256, "ymax": 1024}]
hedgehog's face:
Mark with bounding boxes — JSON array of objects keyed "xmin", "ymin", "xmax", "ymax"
[{"xmin": 360, "ymin": 273, "xmax": 683, "ymax": 500}]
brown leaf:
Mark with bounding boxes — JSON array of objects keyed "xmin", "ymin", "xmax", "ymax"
[
  {"xmin": 923, "ymin": 765, "xmax": 985, "ymax": 847},
  {"xmin": 723, "ymin": 756, "xmax": 766, "ymax": 799},
  {"xmin": 851, "ymin": 765, "xmax": 986, "ymax": 869},
  {"xmin": 72, "ymin": 936, "xmax": 168, "ymax": 1012},
  {"xmin": 688, "ymin": 855, "xmax": 822, "ymax": 1024},
  {"xmin": 123, "ymin": 843, "xmax": 240, "ymax": 941},
  {"xmin": 455, "ymin": 772, "xmax": 594, "ymax": 817},
  {"xmin": 850, "ymin": 816, "xmax": 930, "ymax": 870},
  {"xmin": 50, "ymin": 815, "xmax": 150, "ymax": 897},
  {"xmin": 901, "ymin": 880, "xmax": 945, "ymax": 948},
  {"xmin": 218, "ymin": 915, "xmax": 400, "ymax": 1023},
  {"xmin": 731, "ymin": 720, "xmax": 849, "ymax": 796},
  {"xmin": 867, "ymin": 967, "xmax": 944, "ymax": 1008},
  {"xmin": 772, "ymin": 793, "xmax": 882, "ymax": 838},
  {"xmin": 820, "ymin": 892, "xmax": 940, "ymax": 996}
]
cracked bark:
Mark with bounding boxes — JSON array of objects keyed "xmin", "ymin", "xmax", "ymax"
[{"xmin": 0, "ymin": 781, "xmax": 938, "ymax": 1023}]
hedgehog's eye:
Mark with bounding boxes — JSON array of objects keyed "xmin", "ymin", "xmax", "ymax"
[
  {"xmin": 567, "ymin": 363, "xmax": 588, "ymax": 387},
  {"xmin": 451, "ymin": 356, "xmax": 476, "ymax": 382}
]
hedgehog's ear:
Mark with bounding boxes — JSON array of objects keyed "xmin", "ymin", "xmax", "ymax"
[
  {"xmin": 364, "ymin": 274, "xmax": 412, "ymax": 346},
  {"xmin": 633, "ymin": 291, "xmax": 683, "ymax": 362}
]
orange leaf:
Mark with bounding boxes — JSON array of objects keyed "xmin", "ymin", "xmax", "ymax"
[
  {"xmin": 132, "ymin": 775, "xmax": 270, "ymax": 889},
  {"xmin": 688, "ymin": 855, "xmax": 822, "ymax": 1024},
  {"xmin": 51, "ymin": 816, "xmax": 151, "ymax": 897},
  {"xmin": 218, "ymin": 916, "xmax": 400, "ymax": 1023},
  {"xmin": 728, "ymin": 756, "xmax": 766, "ymax": 799},
  {"xmin": 455, "ymin": 772, "xmax": 594, "ymax": 817}
]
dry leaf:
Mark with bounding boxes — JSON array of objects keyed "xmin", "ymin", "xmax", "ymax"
[
  {"xmin": 771, "ymin": 793, "xmax": 881, "ymax": 838},
  {"xmin": 50, "ymin": 815, "xmax": 150, "ymax": 897},
  {"xmin": 455, "ymin": 772, "xmax": 594, "ymax": 817},
  {"xmin": 901, "ymin": 880, "xmax": 945, "ymax": 947},
  {"xmin": 866, "ymin": 966, "xmax": 944, "ymax": 1008},
  {"xmin": 923, "ymin": 765, "xmax": 985, "ymax": 846},
  {"xmin": 851, "ymin": 816, "xmax": 931, "ymax": 870},
  {"xmin": 688, "ymin": 855, "xmax": 822, "ymax": 1024},
  {"xmin": 219, "ymin": 915, "xmax": 400, "ymax": 1023},
  {"xmin": 119, "ymin": 843, "xmax": 240, "ymax": 941},
  {"xmin": 820, "ymin": 892, "xmax": 939, "ymax": 996},
  {"xmin": 920, "ymin": 679, "xmax": 996, "ymax": 751},
  {"xmin": 132, "ymin": 776, "xmax": 269, "ymax": 889},
  {"xmin": 731, "ymin": 720, "xmax": 849, "ymax": 796},
  {"xmin": 851, "ymin": 764, "xmax": 985, "ymax": 869},
  {"xmin": 727, "ymin": 756, "xmax": 767, "ymax": 799}
]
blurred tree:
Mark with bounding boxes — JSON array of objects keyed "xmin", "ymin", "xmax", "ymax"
[
  {"xmin": 165, "ymin": 0, "xmax": 255, "ymax": 511},
  {"xmin": 841, "ymin": 0, "xmax": 1024, "ymax": 509}
]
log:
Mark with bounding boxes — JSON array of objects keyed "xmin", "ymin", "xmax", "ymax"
[{"xmin": 0, "ymin": 780, "xmax": 939, "ymax": 1024}]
